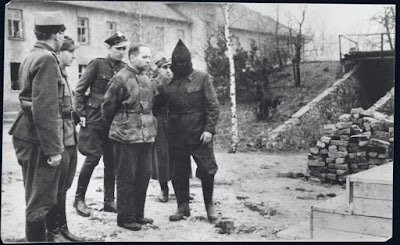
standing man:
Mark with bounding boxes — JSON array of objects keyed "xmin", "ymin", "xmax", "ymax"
[
  {"xmin": 151, "ymin": 58, "xmax": 173, "ymax": 202},
  {"xmin": 73, "ymin": 32, "xmax": 128, "ymax": 216},
  {"xmin": 102, "ymin": 44, "xmax": 156, "ymax": 231},
  {"xmin": 48, "ymin": 36, "xmax": 81, "ymax": 241},
  {"xmin": 8, "ymin": 11, "xmax": 66, "ymax": 242},
  {"xmin": 159, "ymin": 40, "xmax": 220, "ymax": 223}
]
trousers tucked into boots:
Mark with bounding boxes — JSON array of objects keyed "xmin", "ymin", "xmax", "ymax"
[{"xmin": 76, "ymin": 124, "xmax": 115, "ymax": 203}]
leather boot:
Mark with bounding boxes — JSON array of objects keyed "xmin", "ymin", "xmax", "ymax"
[
  {"xmin": 135, "ymin": 213, "xmax": 154, "ymax": 224},
  {"xmin": 73, "ymin": 198, "xmax": 91, "ymax": 217},
  {"xmin": 158, "ymin": 182, "xmax": 169, "ymax": 203},
  {"xmin": 26, "ymin": 220, "xmax": 46, "ymax": 242},
  {"xmin": 104, "ymin": 200, "xmax": 117, "ymax": 213},
  {"xmin": 169, "ymin": 202, "xmax": 190, "ymax": 221},
  {"xmin": 201, "ymin": 173, "xmax": 219, "ymax": 222},
  {"xmin": 117, "ymin": 217, "xmax": 141, "ymax": 231},
  {"xmin": 46, "ymin": 205, "xmax": 69, "ymax": 242},
  {"xmin": 57, "ymin": 195, "xmax": 83, "ymax": 241},
  {"xmin": 46, "ymin": 227, "xmax": 70, "ymax": 242}
]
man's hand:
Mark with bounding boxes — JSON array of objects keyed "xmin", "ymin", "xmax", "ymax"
[
  {"xmin": 47, "ymin": 154, "xmax": 62, "ymax": 167},
  {"xmin": 200, "ymin": 131, "xmax": 213, "ymax": 145},
  {"xmin": 80, "ymin": 117, "xmax": 86, "ymax": 127}
]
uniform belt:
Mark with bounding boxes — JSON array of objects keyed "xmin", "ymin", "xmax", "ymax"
[
  {"xmin": 169, "ymin": 108, "xmax": 204, "ymax": 115},
  {"xmin": 119, "ymin": 109, "xmax": 149, "ymax": 114},
  {"xmin": 88, "ymin": 93, "xmax": 104, "ymax": 99}
]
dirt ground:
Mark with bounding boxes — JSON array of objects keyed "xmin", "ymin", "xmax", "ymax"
[{"xmin": 1, "ymin": 123, "xmax": 345, "ymax": 242}]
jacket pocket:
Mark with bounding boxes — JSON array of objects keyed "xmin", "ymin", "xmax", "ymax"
[
  {"xmin": 187, "ymin": 86, "xmax": 201, "ymax": 93},
  {"xmin": 86, "ymin": 96, "xmax": 103, "ymax": 109}
]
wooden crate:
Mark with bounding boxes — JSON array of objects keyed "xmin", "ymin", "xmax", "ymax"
[{"xmin": 311, "ymin": 195, "xmax": 391, "ymax": 241}]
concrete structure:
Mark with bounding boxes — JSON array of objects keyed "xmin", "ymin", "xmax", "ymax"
[{"xmin": 4, "ymin": 1, "xmax": 289, "ymax": 112}]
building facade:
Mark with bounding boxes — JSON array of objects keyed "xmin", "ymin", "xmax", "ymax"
[{"xmin": 4, "ymin": 1, "xmax": 289, "ymax": 111}]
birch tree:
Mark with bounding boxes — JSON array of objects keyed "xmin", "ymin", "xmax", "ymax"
[{"xmin": 222, "ymin": 3, "xmax": 239, "ymax": 153}]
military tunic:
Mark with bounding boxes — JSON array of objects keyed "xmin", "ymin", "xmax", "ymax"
[
  {"xmin": 9, "ymin": 42, "xmax": 66, "ymax": 222},
  {"xmin": 74, "ymin": 55, "xmax": 125, "ymax": 202},
  {"xmin": 102, "ymin": 65, "xmax": 157, "ymax": 223}
]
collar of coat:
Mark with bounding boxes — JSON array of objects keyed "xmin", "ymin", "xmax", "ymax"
[
  {"xmin": 106, "ymin": 54, "xmax": 123, "ymax": 68},
  {"xmin": 34, "ymin": 41, "xmax": 56, "ymax": 52},
  {"xmin": 169, "ymin": 70, "xmax": 196, "ymax": 84}
]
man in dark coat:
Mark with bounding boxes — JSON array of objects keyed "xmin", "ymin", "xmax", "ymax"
[
  {"xmin": 151, "ymin": 58, "xmax": 173, "ymax": 203},
  {"xmin": 159, "ymin": 39, "xmax": 220, "ymax": 222},
  {"xmin": 8, "ymin": 11, "xmax": 67, "ymax": 242},
  {"xmin": 73, "ymin": 32, "xmax": 128, "ymax": 216},
  {"xmin": 102, "ymin": 44, "xmax": 156, "ymax": 231}
]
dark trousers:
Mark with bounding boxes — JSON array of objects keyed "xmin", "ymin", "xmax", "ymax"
[
  {"xmin": 13, "ymin": 137, "xmax": 61, "ymax": 223},
  {"xmin": 169, "ymin": 138, "xmax": 218, "ymax": 205},
  {"xmin": 46, "ymin": 145, "xmax": 78, "ymax": 231},
  {"xmin": 76, "ymin": 124, "xmax": 115, "ymax": 202},
  {"xmin": 114, "ymin": 142, "xmax": 152, "ymax": 223}
]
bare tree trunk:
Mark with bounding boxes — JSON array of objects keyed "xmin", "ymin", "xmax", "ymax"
[
  {"xmin": 274, "ymin": 5, "xmax": 283, "ymax": 68},
  {"xmin": 295, "ymin": 45, "xmax": 301, "ymax": 87},
  {"xmin": 223, "ymin": 3, "xmax": 239, "ymax": 153}
]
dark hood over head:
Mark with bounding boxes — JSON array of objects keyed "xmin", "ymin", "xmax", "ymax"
[{"xmin": 171, "ymin": 39, "xmax": 193, "ymax": 77}]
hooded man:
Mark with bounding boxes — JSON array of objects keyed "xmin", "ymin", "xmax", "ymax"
[{"xmin": 158, "ymin": 39, "xmax": 220, "ymax": 222}]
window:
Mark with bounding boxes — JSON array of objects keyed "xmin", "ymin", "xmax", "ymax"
[
  {"xmin": 106, "ymin": 21, "xmax": 117, "ymax": 37},
  {"xmin": 249, "ymin": 38, "xmax": 256, "ymax": 49},
  {"xmin": 78, "ymin": 64, "xmax": 87, "ymax": 79},
  {"xmin": 7, "ymin": 9, "xmax": 24, "ymax": 39},
  {"xmin": 77, "ymin": 17, "xmax": 89, "ymax": 44},
  {"xmin": 176, "ymin": 29, "xmax": 185, "ymax": 42},
  {"xmin": 10, "ymin": 62, "xmax": 21, "ymax": 90},
  {"xmin": 230, "ymin": 36, "xmax": 240, "ymax": 51},
  {"xmin": 155, "ymin": 26, "xmax": 164, "ymax": 50}
]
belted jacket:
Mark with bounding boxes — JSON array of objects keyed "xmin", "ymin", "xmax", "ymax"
[
  {"xmin": 9, "ymin": 42, "xmax": 65, "ymax": 155},
  {"xmin": 60, "ymin": 68, "xmax": 78, "ymax": 146},
  {"xmin": 102, "ymin": 65, "xmax": 158, "ymax": 144},
  {"xmin": 159, "ymin": 69, "xmax": 219, "ymax": 145},
  {"xmin": 74, "ymin": 55, "xmax": 125, "ymax": 126}
]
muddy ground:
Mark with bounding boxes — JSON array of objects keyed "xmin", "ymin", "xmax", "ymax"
[{"xmin": 1, "ymin": 123, "xmax": 345, "ymax": 242}]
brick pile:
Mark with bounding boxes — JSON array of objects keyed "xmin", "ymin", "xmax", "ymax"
[{"xmin": 307, "ymin": 108, "xmax": 394, "ymax": 184}]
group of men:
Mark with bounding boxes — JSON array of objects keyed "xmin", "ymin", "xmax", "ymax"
[{"xmin": 9, "ymin": 11, "xmax": 221, "ymax": 242}]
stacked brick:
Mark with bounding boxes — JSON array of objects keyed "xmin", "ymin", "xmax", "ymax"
[{"xmin": 307, "ymin": 108, "xmax": 394, "ymax": 184}]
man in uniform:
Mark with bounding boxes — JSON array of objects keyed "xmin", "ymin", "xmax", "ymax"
[
  {"xmin": 159, "ymin": 40, "xmax": 220, "ymax": 222},
  {"xmin": 73, "ymin": 32, "xmax": 128, "ymax": 216},
  {"xmin": 102, "ymin": 44, "xmax": 156, "ymax": 231},
  {"xmin": 8, "ymin": 11, "xmax": 67, "ymax": 242}
]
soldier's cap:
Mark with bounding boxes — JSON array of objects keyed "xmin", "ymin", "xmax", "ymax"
[
  {"xmin": 105, "ymin": 32, "xmax": 129, "ymax": 48},
  {"xmin": 34, "ymin": 11, "xmax": 66, "ymax": 33},
  {"xmin": 156, "ymin": 57, "xmax": 171, "ymax": 68},
  {"xmin": 61, "ymin": 36, "xmax": 80, "ymax": 52},
  {"xmin": 172, "ymin": 39, "xmax": 191, "ymax": 62}
]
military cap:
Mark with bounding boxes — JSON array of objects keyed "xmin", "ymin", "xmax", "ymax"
[
  {"xmin": 156, "ymin": 57, "xmax": 171, "ymax": 68},
  {"xmin": 34, "ymin": 11, "xmax": 65, "ymax": 26},
  {"xmin": 105, "ymin": 31, "xmax": 129, "ymax": 48},
  {"xmin": 61, "ymin": 36, "xmax": 80, "ymax": 51}
]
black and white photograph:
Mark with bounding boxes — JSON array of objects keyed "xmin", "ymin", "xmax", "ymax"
[{"xmin": 1, "ymin": 0, "xmax": 395, "ymax": 242}]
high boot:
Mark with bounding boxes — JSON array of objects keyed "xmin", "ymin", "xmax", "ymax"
[
  {"xmin": 169, "ymin": 177, "xmax": 190, "ymax": 221},
  {"xmin": 45, "ymin": 205, "xmax": 69, "ymax": 242},
  {"xmin": 57, "ymin": 195, "xmax": 83, "ymax": 241},
  {"xmin": 25, "ymin": 220, "xmax": 46, "ymax": 242},
  {"xmin": 201, "ymin": 173, "xmax": 219, "ymax": 223},
  {"xmin": 74, "ymin": 164, "xmax": 94, "ymax": 217},
  {"xmin": 158, "ymin": 181, "xmax": 169, "ymax": 203}
]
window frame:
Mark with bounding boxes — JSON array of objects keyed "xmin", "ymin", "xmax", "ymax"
[
  {"xmin": 7, "ymin": 8, "xmax": 24, "ymax": 41},
  {"xmin": 77, "ymin": 17, "xmax": 89, "ymax": 45},
  {"xmin": 10, "ymin": 62, "xmax": 22, "ymax": 92},
  {"xmin": 78, "ymin": 64, "xmax": 87, "ymax": 79},
  {"xmin": 106, "ymin": 21, "xmax": 117, "ymax": 37}
]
